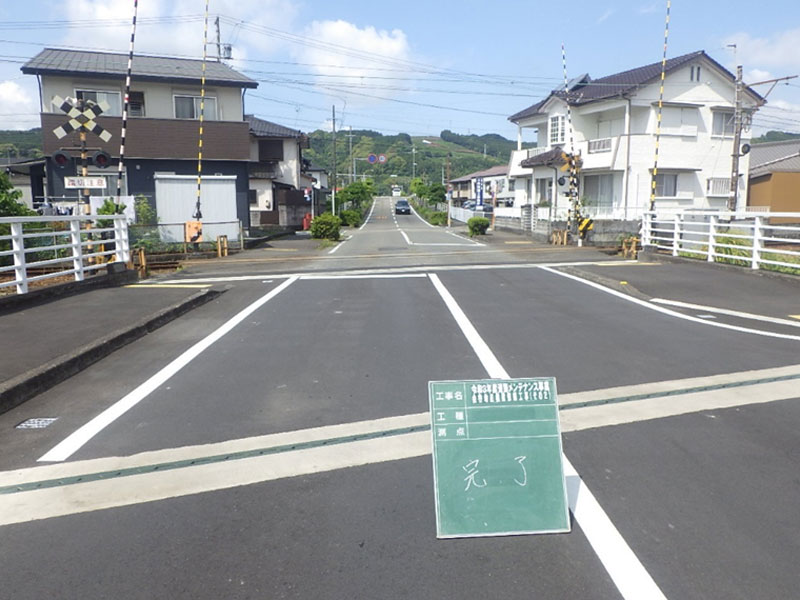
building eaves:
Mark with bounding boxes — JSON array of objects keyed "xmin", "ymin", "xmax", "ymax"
[
  {"xmin": 749, "ymin": 153, "xmax": 800, "ymax": 178},
  {"xmin": 246, "ymin": 115, "xmax": 303, "ymax": 138},
  {"xmin": 21, "ymin": 48, "xmax": 258, "ymax": 89},
  {"xmin": 509, "ymin": 50, "xmax": 764, "ymax": 124}
]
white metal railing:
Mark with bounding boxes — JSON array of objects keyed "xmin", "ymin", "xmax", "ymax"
[
  {"xmin": 0, "ymin": 214, "xmax": 130, "ymax": 295},
  {"xmin": 588, "ymin": 138, "xmax": 612, "ymax": 153},
  {"xmin": 641, "ymin": 210, "xmax": 800, "ymax": 273},
  {"xmin": 527, "ymin": 147, "xmax": 550, "ymax": 158}
]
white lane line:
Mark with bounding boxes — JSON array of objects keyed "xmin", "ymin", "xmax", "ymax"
[
  {"xmin": 540, "ymin": 267, "xmax": 800, "ymax": 342},
  {"xmin": 38, "ymin": 277, "xmax": 300, "ymax": 463},
  {"xmin": 153, "ymin": 260, "xmax": 638, "ymax": 285},
  {"xmin": 651, "ymin": 298, "xmax": 800, "ymax": 329},
  {"xmin": 300, "ymin": 274, "xmax": 428, "ymax": 280},
  {"xmin": 328, "ymin": 235, "xmax": 352, "ymax": 255},
  {"xmin": 410, "ymin": 203, "xmax": 435, "ymax": 228},
  {"xmin": 446, "ymin": 229, "xmax": 485, "ymax": 246},
  {"xmin": 399, "ymin": 230, "xmax": 413, "ymax": 245},
  {"xmin": 358, "ymin": 200, "xmax": 377, "ymax": 231},
  {"xmin": 427, "ymin": 272, "xmax": 667, "ymax": 600}
]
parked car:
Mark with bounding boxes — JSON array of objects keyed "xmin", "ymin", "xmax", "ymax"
[
  {"xmin": 462, "ymin": 201, "xmax": 476, "ymax": 210},
  {"xmin": 395, "ymin": 199, "xmax": 411, "ymax": 214}
]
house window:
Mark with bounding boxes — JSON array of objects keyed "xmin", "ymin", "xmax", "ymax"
[
  {"xmin": 128, "ymin": 91, "xmax": 145, "ymax": 117},
  {"xmin": 655, "ymin": 173, "xmax": 678, "ymax": 197},
  {"xmin": 584, "ymin": 174, "xmax": 614, "ymax": 208},
  {"xmin": 690, "ymin": 65, "xmax": 701, "ymax": 82},
  {"xmin": 712, "ymin": 111, "xmax": 735, "ymax": 136},
  {"xmin": 549, "ymin": 115, "xmax": 565, "ymax": 145},
  {"xmin": 258, "ymin": 139, "xmax": 284, "ymax": 161},
  {"xmin": 174, "ymin": 95, "xmax": 218, "ymax": 120},
  {"xmin": 508, "ymin": 179, "xmax": 515, "ymax": 192},
  {"xmin": 76, "ymin": 89, "xmax": 121, "ymax": 116}
]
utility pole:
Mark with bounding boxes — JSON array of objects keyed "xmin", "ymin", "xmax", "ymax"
[
  {"xmin": 347, "ymin": 127, "xmax": 355, "ymax": 183},
  {"xmin": 332, "ymin": 105, "xmax": 337, "ymax": 215},
  {"xmin": 728, "ymin": 65, "xmax": 743, "ymax": 212},
  {"xmin": 215, "ymin": 16, "xmax": 222, "ymax": 62},
  {"xmin": 412, "ymin": 145, "xmax": 416, "ymax": 179}
]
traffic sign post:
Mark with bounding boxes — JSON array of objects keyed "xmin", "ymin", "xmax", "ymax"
[{"xmin": 429, "ymin": 377, "xmax": 570, "ymax": 538}]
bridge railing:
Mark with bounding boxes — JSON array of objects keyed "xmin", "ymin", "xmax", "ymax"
[
  {"xmin": 642, "ymin": 210, "xmax": 800, "ymax": 273},
  {"xmin": 0, "ymin": 214, "xmax": 130, "ymax": 295}
]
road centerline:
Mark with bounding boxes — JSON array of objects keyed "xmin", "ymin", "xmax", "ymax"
[{"xmin": 426, "ymin": 272, "xmax": 667, "ymax": 600}]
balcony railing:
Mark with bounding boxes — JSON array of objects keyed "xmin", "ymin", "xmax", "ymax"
[{"xmin": 587, "ymin": 138, "xmax": 612, "ymax": 153}]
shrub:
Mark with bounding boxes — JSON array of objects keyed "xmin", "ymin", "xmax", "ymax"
[
  {"xmin": 340, "ymin": 209, "xmax": 362, "ymax": 228},
  {"xmin": 429, "ymin": 211, "xmax": 448, "ymax": 226},
  {"xmin": 310, "ymin": 213, "xmax": 342, "ymax": 240},
  {"xmin": 467, "ymin": 216, "xmax": 490, "ymax": 237}
]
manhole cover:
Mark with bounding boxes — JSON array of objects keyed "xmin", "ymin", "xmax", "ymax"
[{"xmin": 16, "ymin": 417, "xmax": 58, "ymax": 429}]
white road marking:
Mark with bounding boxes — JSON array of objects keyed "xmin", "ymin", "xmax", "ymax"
[
  {"xmin": 427, "ymin": 273, "xmax": 666, "ymax": 600},
  {"xmin": 399, "ymin": 230, "xmax": 413, "ymax": 245},
  {"xmin": 540, "ymin": 267, "xmax": 800, "ymax": 342},
  {"xmin": 4, "ymin": 364, "xmax": 798, "ymax": 526},
  {"xmin": 300, "ymin": 274, "xmax": 428, "ymax": 280},
  {"xmin": 37, "ymin": 277, "xmax": 300, "ymax": 463},
  {"xmin": 651, "ymin": 298, "xmax": 800, "ymax": 329},
  {"xmin": 152, "ymin": 260, "xmax": 639, "ymax": 285},
  {"xmin": 358, "ymin": 199, "xmax": 377, "ymax": 230}
]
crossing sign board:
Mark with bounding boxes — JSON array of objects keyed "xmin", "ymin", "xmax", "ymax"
[
  {"xmin": 65, "ymin": 177, "xmax": 106, "ymax": 189},
  {"xmin": 52, "ymin": 96, "xmax": 113, "ymax": 143},
  {"xmin": 429, "ymin": 377, "xmax": 570, "ymax": 538}
]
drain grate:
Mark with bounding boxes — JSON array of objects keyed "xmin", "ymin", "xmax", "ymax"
[{"xmin": 15, "ymin": 418, "xmax": 58, "ymax": 430}]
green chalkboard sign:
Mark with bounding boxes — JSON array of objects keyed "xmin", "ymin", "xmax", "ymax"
[{"xmin": 429, "ymin": 378, "xmax": 570, "ymax": 538}]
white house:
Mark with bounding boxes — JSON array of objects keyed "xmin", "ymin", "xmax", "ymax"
[
  {"xmin": 508, "ymin": 50, "xmax": 763, "ymax": 220},
  {"xmin": 449, "ymin": 165, "xmax": 514, "ymax": 206}
]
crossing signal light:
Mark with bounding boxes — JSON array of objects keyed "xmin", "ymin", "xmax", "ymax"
[
  {"xmin": 52, "ymin": 150, "xmax": 72, "ymax": 169},
  {"xmin": 92, "ymin": 150, "xmax": 112, "ymax": 168}
]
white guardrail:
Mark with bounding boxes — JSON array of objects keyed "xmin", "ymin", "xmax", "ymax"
[
  {"xmin": 0, "ymin": 214, "xmax": 130, "ymax": 295},
  {"xmin": 641, "ymin": 210, "xmax": 800, "ymax": 272}
]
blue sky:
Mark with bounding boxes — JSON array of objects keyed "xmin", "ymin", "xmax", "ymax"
[{"xmin": 1, "ymin": 0, "xmax": 799, "ymax": 139}]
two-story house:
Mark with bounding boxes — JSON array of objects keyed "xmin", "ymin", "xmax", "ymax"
[
  {"xmin": 508, "ymin": 50, "xmax": 763, "ymax": 221},
  {"xmin": 246, "ymin": 115, "xmax": 312, "ymax": 228},
  {"xmin": 449, "ymin": 165, "xmax": 514, "ymax": 206},
  {"xmin": 21, "ymin": 48, "xmax": 258, "ymax": 232}
]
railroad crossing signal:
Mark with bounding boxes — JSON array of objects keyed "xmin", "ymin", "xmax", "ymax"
[
  {"xmin": 578, "ymin": 217, "xmax": 594, "ymax": 239},
  {"xmin": 52, "ymin": 96, "xmax": 113, "ymax": 143}
]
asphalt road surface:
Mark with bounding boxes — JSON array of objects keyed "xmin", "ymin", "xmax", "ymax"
[{"xmin": 2, "ymin": 197, "xmax": 799, "ymax": 599}]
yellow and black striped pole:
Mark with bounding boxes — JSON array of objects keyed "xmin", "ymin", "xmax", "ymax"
[
  {"xmin": 561, "ymin": 43, "xmax": 580, "ymax": 234},
  {"xmin": 194, "ymin": 0, "xmax": 210, "ymax": 221},
  {"xmin": 649, "ymin": 0, "xmax": 671, "ymax": 212},
  {"xmin": 115, "ymin": 0, "xmax": 139, "ymax": 208}
]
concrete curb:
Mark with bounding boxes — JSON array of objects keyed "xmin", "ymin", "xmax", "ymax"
[{"xmin": 0, "ymin": 287, "xmax": 225, "ymax": 416}]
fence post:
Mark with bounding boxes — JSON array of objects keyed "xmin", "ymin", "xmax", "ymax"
[
  {"xmin": 239, "ymin": 220, "xmax": 244, "ymax": 251},
  {"xmin": 114, "ymin": 216, "xmax": 131, "ymax": 264},
  {"xmin": 10, "ymin": 222, "xmax": 28, "ymax": 295},
  {"xmin": 70, "ymin": 218, "xmax": 85, "ymax": 282},
  {"xmin": 752, "ymin": 216, "xmax": 762, "ymax": 270},
  {"xmin": 672, "ymin": 214, "xmax": 681, "ymax": 257},
  {"xmin": 641, "ymin": 213, "xmax": 651, "ymax": 246},
  {"xmin": 707, "ymin": 215, "xmax": 716, "ymax": 262}
]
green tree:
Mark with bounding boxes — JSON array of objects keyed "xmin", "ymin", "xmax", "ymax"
[
  {"xmin": 0, "ymin": 170, "xmax": 30, "ymax": 216},
  {"xmin": 428, "ymin": 183, "xmax": 446, "ymax": 204},
  {"xmin": 410, "ymin": 177, "xmax": 428, "ymax": 198}
]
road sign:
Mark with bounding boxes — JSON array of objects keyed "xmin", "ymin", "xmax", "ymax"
[
  {"xmin": 52, "ymin": 96, "xmax": 113, "ymax": 143},
  {"xmin": 367, "ymin": 154, "xmax": 377, "ymax": 164},
  {"xmin": 64, "ymin": 177, "xmax": 106, "ymax": 189},
  {"xmin": 429, "ymin": 377, "xmax": 570, "ymax": 538},
  {"xmin": 378, "ymin": 154, "xmax": 387, "ymax": 163}
]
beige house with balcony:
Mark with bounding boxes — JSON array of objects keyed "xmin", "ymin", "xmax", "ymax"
[{"xmin": 508, "ymin": 50, "xmax": 763, "ymax": 220}]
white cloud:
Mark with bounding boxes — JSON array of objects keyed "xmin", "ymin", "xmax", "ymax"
[
  {"xmin": 294, "ymin": 20, "xmax": 412, "ymax": 106},
  {"xmin": 58, "ymin": 0, "xmax": 298, "ymax": 58},
  {"xmin": 724, "ymin": 28, "xmax": 800, "ymax": 71},
  {"xmin": 0, "ymin": 81, "xmax": 39, "ymax": 130},
  {"xmin": 597, "ymin": 9, "xmax": 615, "ymax": 24}
]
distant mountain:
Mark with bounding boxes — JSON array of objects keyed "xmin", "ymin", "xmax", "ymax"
[
  {"xmin": 304, "ymin": 129, "xmax": 530, "ymax": 194},
  {"xmin": 750, "ymin": 130, "xmax": 800, "ymax": 144},
  {"xmin": 0, "ymin": 128, "xmax": 43, "ymax": 158}
]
